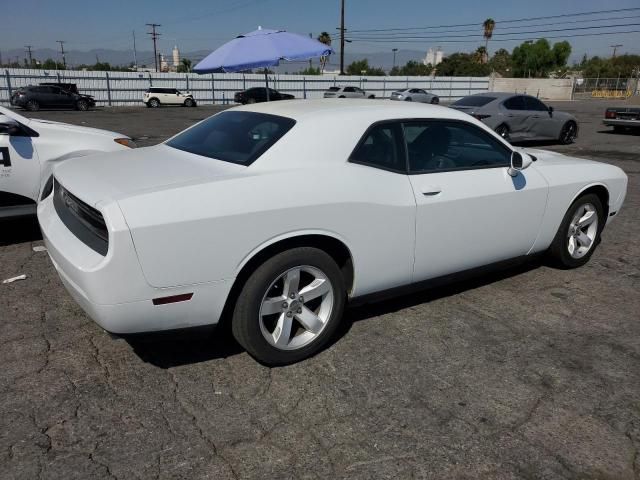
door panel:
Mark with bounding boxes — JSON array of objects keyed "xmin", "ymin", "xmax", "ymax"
[
  {"xmin": 0, "ymin": 133, "xmax": 40, "ymax": 205},
  {"xmin": 403, "ymin": 119, "xmax": 548, "ymax": 281},
  {"xmin": 410, "ymin": 168, "xmax": 548, "ymax": 281},
  {"xmin": 502, "ymin": 96, "xmax": 529, "ymax": 140}
]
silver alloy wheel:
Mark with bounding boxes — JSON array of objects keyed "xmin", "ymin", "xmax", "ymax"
[
  {"xmin": 259, "ymin": 265, "xmax": 334, "ymax": 351},
  {"xmin": 562, "ymin": 122, "xmax": 576, "ymax": 143},
  {"xmin": 567, "ymin": 202, "xmax": 598, "ymax": 259}
]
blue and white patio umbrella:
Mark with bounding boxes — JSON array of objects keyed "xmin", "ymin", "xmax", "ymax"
[{"xmin": 193, "ymin": 27, "xmax": 333, "ymax": 100}]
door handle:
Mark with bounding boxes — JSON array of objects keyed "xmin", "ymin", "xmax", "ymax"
[{"xmin": 421, "ymin": 188, "xmax": 442, "ymax": 196}]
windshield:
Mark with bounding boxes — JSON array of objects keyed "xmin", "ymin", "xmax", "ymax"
[
  {"xmin": 452, "ymin": 96, "xmax": 496, "ymax": 107},
  {"xmin": 166, "ymin": 111, "xmax": 296, "ymax": 165}
]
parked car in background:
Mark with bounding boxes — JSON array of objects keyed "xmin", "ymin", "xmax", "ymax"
[
  {"xmin": 390, "ymin": 88, "xmax": 439, "ymax": 104},
  {"xmin": 143, "ymin": 88, "xmax": 197, "ymax": 108},
  {"xmin": 603, "ymin": 104, "xmax": 640, "ymax": 132},
  {"xmin": 0, "ymin": 106, "xmax": 135, "ymax": 219},
  {"xmin": 38, "ymin": 100, "xmax": 627, "ymax": 365},
  {"xmin": 324, "ymin": 86, "xmax": 375, "ymax": 99},
  {"xmin": 234, "ymin": 87, "xmax": 295, "ymax": 104},
  {"xmin": 10, "ymin": 85, "xmax": 96, "ymax": 111},
  {"xmin": 450, "ymin": 93, "xmax": 578, "ymax": 144}
]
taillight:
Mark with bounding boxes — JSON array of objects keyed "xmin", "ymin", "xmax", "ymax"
[{"xmin": 605, "ymin": 110, "xmax": 616, "ymax": 119}]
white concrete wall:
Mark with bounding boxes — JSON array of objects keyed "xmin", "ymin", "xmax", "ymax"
[{"xmin": 489, "ymin": 77, "xmax": 574, "ymax": 100}]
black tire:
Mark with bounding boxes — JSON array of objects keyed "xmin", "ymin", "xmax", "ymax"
[
  {"xmin": 405, "ymin": 97, "xmax": 413, "ymax": 102},
  {"xmin": 559, "ymin": 121, "xmax": 577, "ymax": 145},
  {"xmin": 495, "ymin": 124, "xmax": 510, "ymax": 141},
  {"xmin": 184, "ymin": 98, "xmax": 194, "ymax": 107},
  {"xmin": 338, "ymin": 95, "xmax": 346, "ymax": 98},
  {"xmin": 431, "ymin": 97, "xmax": 439, "ymax": 104},
  {"xmin": 247, "ymin": 98, "xmax": 256, "ymax": 104},
  {"xmin": 148, "ymin": 98, "xmax": 160, "ymax": 108},
  {"xmin": 76, "ymin": 99, "xmax": 89, "ymax": 111},
  {"xmin": 232, "ymin": 247, "xmax": 346, "ymax": 366},
  {"xmin": 368, "ymin": 95, "xmax": 375, "ymax": 99},
  {"xmin": 547, "ymin": 193, "xmax": 604, "ymax": 269},
  {"xmin": 26, "ymin": 100, "xmax": 40, "ymax": 112}
]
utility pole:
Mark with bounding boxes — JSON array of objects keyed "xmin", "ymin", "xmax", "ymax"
[
  {"xmin": 146, "ymin": 23, "xmax": 161, "ymax": 72},
  {"xmin": 133, "ymin": 30, "xmax": 138, "ymax": 69},
  {"xmin": 339, "ymin": 0, "xmax": 345, "ymax": 74},
  {"xmin": 56, "ymin": 40, "xmax": 66, "ymax": 68},
  {"xmin": 610, "ymin": 44, "xmax": 622, "ymax": 58},
  {"xmin": 392, "ymin": 48, "xmax": 398, "ymax": 70},
  {"xmin": 25, "ymin": 45, "xmax": 33, "ymax": 67},
  {"xmin": 309, "ymin": 33, "xmax": 313, "ymax": 69}
]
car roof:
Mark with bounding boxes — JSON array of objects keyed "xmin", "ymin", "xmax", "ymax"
[{"xmin": 233, "ymin": 99, "xmax": 473, "ymax": 123}]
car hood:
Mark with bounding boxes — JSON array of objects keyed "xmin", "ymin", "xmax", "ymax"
[
  {"xmin": 524, "ymin": 148, "xmax": 597, "ymax": 166},
  {"xmin": 53, "ymin": 144, "xmax": 248, "ymax": 207}
]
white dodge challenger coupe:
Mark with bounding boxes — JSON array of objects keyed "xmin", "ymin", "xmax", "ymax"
[{"xmin": 38, "ymin": 100, "xmax": 627, "ymax": 365}]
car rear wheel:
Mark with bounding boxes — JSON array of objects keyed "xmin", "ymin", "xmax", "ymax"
[
  {"xmin": 76, "ymin": 99, "xmax": 89, "ymax": 111},
  {"xmin": 547, "ymin": 193, "xmax": 604, "ymax": 269},
  {"xmin": 184, "ymin": 98, "xmax": 195, "ymax": 107},
  {"xmin": 405, "ymin": 97, "xmax": 413, "ymax": 102},
  {"xmin": 148, "ymin": 98, "xmax": 160, "ymax": 108},
  {"xmin": 368, "ymin": 95, "xmax": 375, "ymax": 99},
  {"xmin": 495, "ymin": 124, "xmax": 510, "ymax": 141},
  {"xmin": 26, "ymin": 100, "xmax": 40, "ymax": 112},
  {"xmin": 232, "ymin": 247, "xmax": 346, "ymax": 366},
  {"xmin": 430, "ymin": 97, "xmax": 440, "ymax": 104},
  {"xmin": 559, "ymin": 121, "xmax": 577, "ymax": 144}
]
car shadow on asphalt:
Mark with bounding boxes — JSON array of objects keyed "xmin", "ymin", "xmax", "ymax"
[
  {"xmin": 0, "ymin": 217, "xmax": 42, "ymax": 246},
  {"xmin": 127, "ymin": 257, "xmax": 544, "ymax": 369},
  {"xmin": 597, "ymin": 129, "xmax": 640, "ymax": 136}
]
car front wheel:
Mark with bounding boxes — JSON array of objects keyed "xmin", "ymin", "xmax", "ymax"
[
  {"xmin": 547, "ymin": 193, "xmax": 604, "ymax": 268},
  {"xmin": 431, "ymin": 97, "xmax": 439, "ymax": 104},
  {"xmin": 76, "ymin": 99, "xmax": 89, "ymax": 111},
  {"xmin": 232, "ymin": 247, "xmax": 346, "ymax": 366},
  {"xmin": 495, "ymin": 124, "xmax": 510, "ymax": 141},
  {"xmin": 184, "ymin": 98, "xmax": 195, "ymax": 107},
  {"xmin": 559, "ymin": 121, "xmax": 577, "ymax": 144}
]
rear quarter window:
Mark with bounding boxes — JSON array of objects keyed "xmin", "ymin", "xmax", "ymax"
[{"xmin": 452, "ymin": 96, "xmax": 496, "ymax": 107}]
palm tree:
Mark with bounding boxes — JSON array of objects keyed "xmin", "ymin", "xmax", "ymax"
[
  {"xmin": 475, "ymin": 46, "xmax": 488, "ymax": 64},
  {"xmin": 483, "ymin": 18, "xmax": 495, "ymax": 57},
  {"xmin": 317, "ymin": 32, "xmax": 332, "ymax": 73}
]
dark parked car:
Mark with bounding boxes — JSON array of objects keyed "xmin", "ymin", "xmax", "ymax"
[
  {"xmin": 10, "ymin": 85, "xmax": 95, "ymax": 111},
  {"xmin": 234, "ymin": 87, "xmax": 295, "ymax": 104},
  {"xmin": 40, "ymin": 83, "xmax": 80, "ymax": 94}
]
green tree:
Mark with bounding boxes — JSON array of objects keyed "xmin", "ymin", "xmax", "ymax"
[
  {"xmin": 394, "ymin": 60, "xmax": 431, "ymax": 76},
  {"xmin": 489, "ymin": 48, "xmax": 512, "ymax": 75},
  {"xmin": 176, "ymin": 58, "xmax": 192, "ymax": 73},
  {"xmin": 581, "ymin": 54, "xmax": 640, "ymax": 77},
  {"xmin": 511, "ymin": 39, "xmax": 571, "ymax": 77},
  {"xmin": 483, "ymin": 18, "xmax": 496, "ymax": 52},
  {"xmin": 300, "ymin": 66, "xmax": 321, "ymax": 75},
  {"xmin": 435, "ymin": 53, "xmax": 491, "ymax": 76},
  {"xmin": 346, "ymin": 59, "xmax": 385, "ymax": 76},
  {"xmin": 475, "ymin": 46, "xmax": 488, "ymax": 64},
  {"xmin": 40, "ymin": 58, "xmax": 66, "ymax": 70}
]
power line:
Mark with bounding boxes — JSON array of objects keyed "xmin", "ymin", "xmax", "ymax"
[
  {"xmin": 146, "ymin": 23, "xmax": 161, "ymax": 72},
  {"xmin": 345, "ymin": 7, "xmax": 640, "ymax": 33},
  {"xmin": 347, "ymin": 29, "xmax": 640, "ymax": 44},
  {"xmin": 347, "ymin": 22, "xmax": 640, "ymax": 40}
]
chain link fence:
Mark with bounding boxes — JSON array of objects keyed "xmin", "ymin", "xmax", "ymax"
[
  {"xmin": 573, "ymin": 77, "xmax": 640, "ymax": 100},
  {"xmin": 0, "ymin": 68, "xmax": 491, "ymax": 107}
]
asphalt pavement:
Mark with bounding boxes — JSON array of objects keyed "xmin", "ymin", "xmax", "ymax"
[{"xmin": 1, "ymin": 99, "xmax": 639, "ymax": 479}]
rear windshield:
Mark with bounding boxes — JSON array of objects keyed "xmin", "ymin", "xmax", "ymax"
[
  {"xmin": 166, "ymin": 111, "xmax": 296, "ymax": 165},
  {"xmin": 327, "ymin": 87, "xmax": 340, "ymax": 91},
  {"xmin": 452, "ymin": 96, "xmax": 496, "ymax": 107}
]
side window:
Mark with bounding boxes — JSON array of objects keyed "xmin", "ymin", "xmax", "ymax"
[
  {"xmin": 350, "ymin": 123, "xmax": 405, "ymax": 173},
  {"xmin": 404, "ymin": 121, "xmax": 511, "ymax": 173},
  {"xmin": 503, "ymin": 96, "xmax": 525, "ymax": 110},
  {"xmin": 524, "ymin": 96, "xmax": 549, "ymax": 111},
  {"xmin": 344, "ymin": 87, "xmax": 355, "ymax": 92}
]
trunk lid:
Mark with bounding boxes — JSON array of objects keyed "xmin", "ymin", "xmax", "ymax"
[{"xmin": 53, "ymin": 144, "xmax": 247, "ymax": 207}]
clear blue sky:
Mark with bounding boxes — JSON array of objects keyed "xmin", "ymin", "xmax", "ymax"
[{"xmin": 3, "ymin": 0, "xmax": 640, "ymax": 62}]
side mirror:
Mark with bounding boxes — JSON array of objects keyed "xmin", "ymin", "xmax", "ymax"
[
  {"xmin": 508, "ymin": 151, "xmax": 533, "ymax": 177},
  {"xmin": 548, "ymin": 106, "xmax": 554, "ymax": 116}
]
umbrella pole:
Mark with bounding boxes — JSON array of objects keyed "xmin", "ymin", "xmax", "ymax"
[{"xmin": 264, "ymin": 68, "xmax": 270, "ymax": 101}]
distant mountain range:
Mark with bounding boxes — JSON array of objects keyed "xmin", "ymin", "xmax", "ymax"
[{"xmin": 1, "ymin": 47, "xmax": 429, "ymax": 72}]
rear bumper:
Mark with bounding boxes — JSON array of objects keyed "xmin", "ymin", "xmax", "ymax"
[
  {"xmin": 38, "ymin": 194, "xmax": 233, "ymax": 334},
  {"xmin": 603, "ymin": 119, "xmax": 640, "ymax": 127}
]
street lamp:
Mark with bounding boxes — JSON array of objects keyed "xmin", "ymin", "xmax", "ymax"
[{"xmin": 392, "ymin": 48, "xmax": 398, "ymax": 70}]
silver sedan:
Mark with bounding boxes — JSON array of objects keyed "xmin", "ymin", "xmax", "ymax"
[
  {"xmin": 323, "ymin": 86, "xmax": 375, "ymax": 99},
  {"xmin": 450, "ymin": 92, "xmax": 578, "ymax": 144},
  {"xmin": 390, "ymin": 88, "xmax": 439, "ymax": 104}
]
